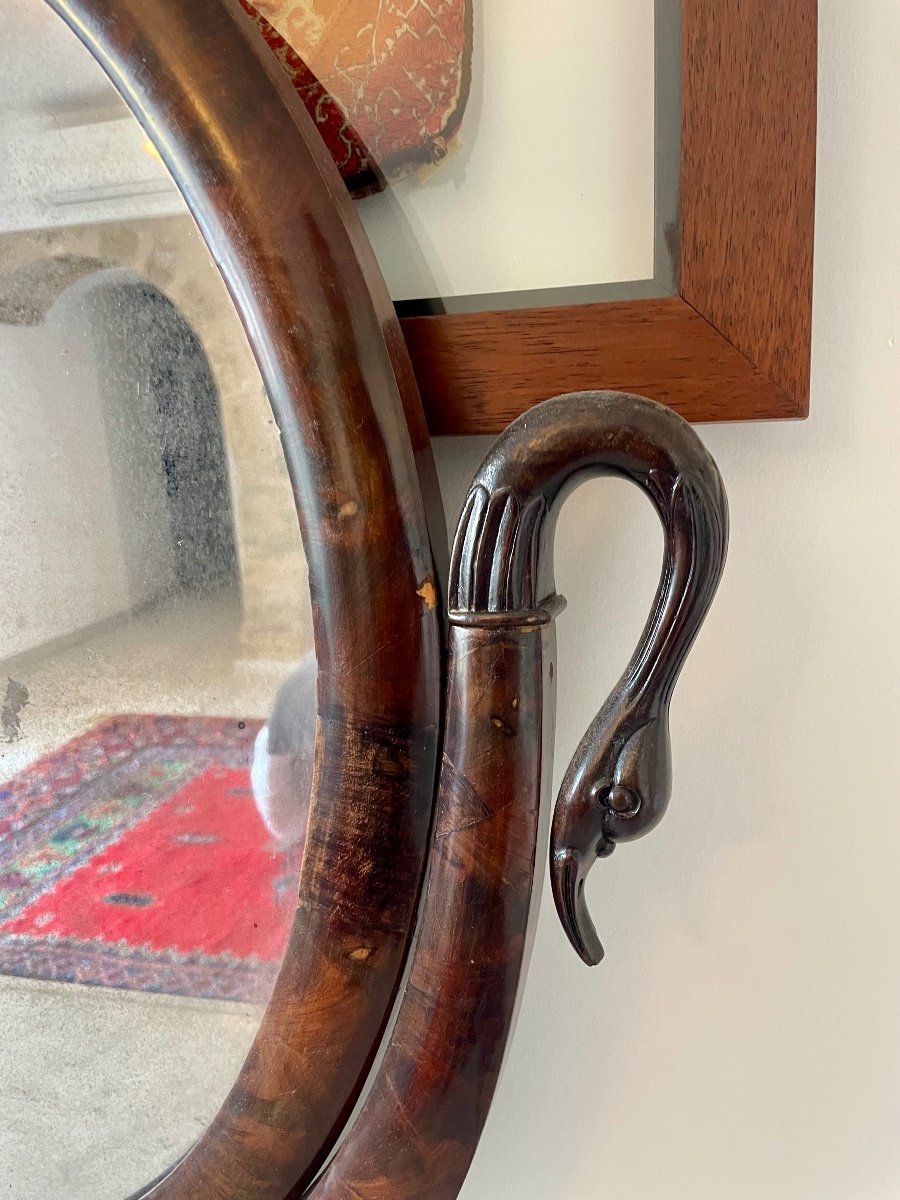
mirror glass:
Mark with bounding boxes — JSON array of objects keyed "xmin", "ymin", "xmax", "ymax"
[{"xmin": 0, "ymin": 7, "xmax": 314, "ymax": 1198}]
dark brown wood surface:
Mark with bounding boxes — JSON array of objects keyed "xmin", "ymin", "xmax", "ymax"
[
  {"xmin": 306, "ymin": 391, "xmax": 728, "ymax": 1198},
  {"xmin": 22, "ymin": 2, "xmax": 740, "ymax": 1194},
  {"xmin": 449, "ymin": 392, "xmax": 729, "ymax": 965},
  {"xmin": 308, "ymin": 620, "xmax": 554, "ymax": 1199},
  {"xmin": 40, "ymin": 0, "xmax": 446, "ymax": 1196},
  {"xmin": 396, "ymin": 0, "xmax": 817, "ymax": 432}
]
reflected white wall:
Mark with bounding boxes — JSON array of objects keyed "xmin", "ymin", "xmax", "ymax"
[{"xmin": 0, "ymin": 304, "xmax": 173, "ymax": 661}]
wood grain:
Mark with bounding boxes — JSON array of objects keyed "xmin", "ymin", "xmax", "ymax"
[
  {"xmin": 305, "ymin": 391, "xmax": 729, "ymax": 1198},
  {"xmin": 42, "ymin": 0, "xmax": 446, "ymax": 1196},
  {"xmin": 396, "ymin": 0, "xmax": 817, "ymax": 434},
  {"xmin": 308, "ymin": 621, "xmax": 553, "ymax": 1200},
  {"xmin": 401, "ymin": 296, "xmax": 798, "ymax": 436},
  {"xmin": 681, "ymin": 0, "xmax": 817, "ymax": 415}
]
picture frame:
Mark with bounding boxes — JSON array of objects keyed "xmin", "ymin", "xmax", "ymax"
[{"xmin": 399, "ymin": 0, "xmax": 818, "ymax": 434}]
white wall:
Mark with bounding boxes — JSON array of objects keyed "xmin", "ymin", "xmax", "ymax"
[
  {"xmin": 434, "ymin": 3, "xmax": 900, "ymax": 1196},
  {"xmin": 357, "ymin": 0, "xmax": 656, "ymax": 300},
  {"xmin": 0, "ymin": 312, "xmax": 143, "ymax": 662},
  {"xmin": 0, "ymin": 287, "xmax": 175, "ymax": 662}
]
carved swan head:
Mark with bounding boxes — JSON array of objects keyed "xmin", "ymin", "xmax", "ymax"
[{"xmin": 449, "ymin": 391, "xmax": 729, "ymax": 966}]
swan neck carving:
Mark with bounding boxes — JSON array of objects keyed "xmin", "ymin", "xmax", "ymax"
[{"xmin": 449, "ymin": 391, "xmax": 729, "ymax": 965}]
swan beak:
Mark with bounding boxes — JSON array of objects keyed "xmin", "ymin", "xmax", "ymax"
[{"xmin": 551, "ymin": 848, "xmax": 606, "ymax": 967}]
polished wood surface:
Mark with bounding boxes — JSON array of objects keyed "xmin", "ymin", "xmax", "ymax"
[
  {"xmin": 22, "ymin": 4, "xmax": 737, "ymax": 1195},
  {"xmin": 396, "ymin": 1, "xmax": 817, "ymax": 432},
  {"xmin": 42, "ymin": 0, "xmax": 445, "ymax": 1195},
  {"xmin": 307, "ymin": 391, "xmax": 728, "ymax": 1197},
  {"xmin": 403, "ymin": 296, "xmax": 799, "ymax": 436},
  {"xmin": 310, "ymin": 620, "xmax": 554, "ymax": 1199},
  {"xmin": 681, "ymin": 0, "xmax": 817, "ymax": 416},
  {"xmin": 451, "ymin": 392, "xmax": 729, "ymax": 964}
]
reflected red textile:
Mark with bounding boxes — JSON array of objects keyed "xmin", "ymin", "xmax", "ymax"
[
  {"xmin": 0, "ymin": 716, "xmax": 299, "ymax": 1002},
  {"xmin": 239, "ymin": 0, "xmax": 472, "ymax": 196}
]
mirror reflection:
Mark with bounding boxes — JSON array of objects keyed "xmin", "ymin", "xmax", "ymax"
[{"xmin": 0, "ymin": 7, "xmax": 314, "ymax": 1198}]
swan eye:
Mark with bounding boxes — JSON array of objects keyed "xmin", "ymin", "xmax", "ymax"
[{"xmin": 606, "ymin": 785, "xmax": 642, "ymax": 818}]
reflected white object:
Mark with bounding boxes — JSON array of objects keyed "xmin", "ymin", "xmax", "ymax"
[{"xmin": 251, "ymin": 650, "xmax": 317, "ymax": 846}]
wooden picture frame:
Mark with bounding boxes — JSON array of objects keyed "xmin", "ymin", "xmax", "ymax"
[{"xmin": 399, "ymin": 0, "xmax": 818, "ymax": 434}]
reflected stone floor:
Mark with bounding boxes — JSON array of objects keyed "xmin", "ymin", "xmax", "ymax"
[
  {"xmin": 0, "ymin": 589, "xmax": 300, "ymax": 779},
  {"xmin": 0, "ymin": 975, "xmax": 264, "ymax": 1200}
]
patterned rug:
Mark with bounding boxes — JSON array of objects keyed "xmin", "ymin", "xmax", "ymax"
[{"xmin": 0, "ymin": 716, "xmax": 300, "ymax": 1003}]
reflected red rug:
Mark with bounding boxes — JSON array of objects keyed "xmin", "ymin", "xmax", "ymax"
[{"xmin": 0, "ymin": 715, "xmax": 299, "ymax": 1002}]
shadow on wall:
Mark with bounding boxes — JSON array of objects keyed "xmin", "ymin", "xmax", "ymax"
[{"xmin": 93, "ymin": 274, "xmax": 238, "ymax": 600}]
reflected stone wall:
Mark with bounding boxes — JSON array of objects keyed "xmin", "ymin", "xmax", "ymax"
[{"xmin": 0, "ymin": 214, "xmax": 312, "ymax": 664}]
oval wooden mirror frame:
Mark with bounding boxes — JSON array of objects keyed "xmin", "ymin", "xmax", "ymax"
[
  {"xmin": 15, "ymin": 5, "xmax": 732, "ymax": 1199},
  {"xmin": 32, "ymin": 0, "xmax": 446, "ymax": 1196}
]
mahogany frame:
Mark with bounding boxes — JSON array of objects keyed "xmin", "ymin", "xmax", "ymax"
[
  {"xmin": 18, "ymin": 3, "xmax": 732, "ymax": 1198},
  {"xmin": 400, "ymin": 0, "xmax": 818, "ymax": 433},
  {"xmin": 42, "ymin": 0, "xmax": 447, "ymax": 1195},
  {"xmin": 306, "ymin": 393, "xmax": 728, "ymax": 1198}
]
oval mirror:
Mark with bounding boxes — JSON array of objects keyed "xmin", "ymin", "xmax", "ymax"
[
  {"xmin": 0, "ymin": 3, "xmax": 444, "ymax": 1198},
  {"xmin": 0, "ymin": 8, "xmax": 314, "ymax": 1197}
]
